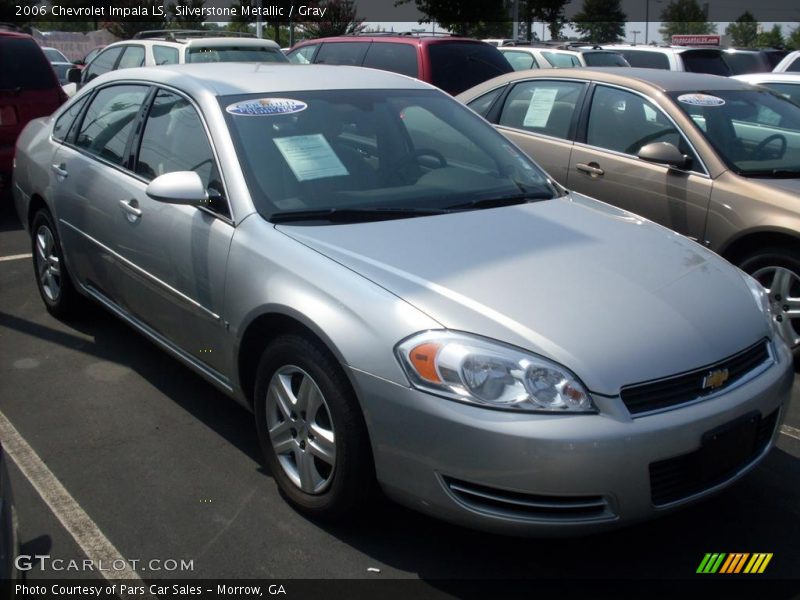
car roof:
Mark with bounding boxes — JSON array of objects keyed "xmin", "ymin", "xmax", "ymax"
[
  {"xmin": 601, "ymin": 44, "xmax": 722, "ymax": 55},
  {"xmin": 457, "ymin": 67, "xmax": 752, "ymax": 100},
  {"xmin": 291, "ymin": 35, "xmax": 486, "ymax": 47},
  {"xmin": 91, "ymin": 62, "xmax": 435, "ymax": 96},
  {"xmin": 106, "ymin": 37, "xmax": 280, "ymax": 49},
  {"xmin": 0, "ymin": 31, "xmax": 33, "ymax": 40}
]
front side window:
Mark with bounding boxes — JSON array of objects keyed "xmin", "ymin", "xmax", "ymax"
[
  {"xmin": 314, "ymin": 42, "xmax": 369, "ymax": 66},
  {"xmin": 502, "ymin": 50, "xmax": 538, "ymax": 71},
  {"xmin": 75, "ymin": 85, "xmax": 148, "ymax": 166},
  {"xmin": 136, "ymin": 91, "xmax": 227, "ymax": 215},
  {"xmin": 287, "ymin": 44, "xmax": 318, "ymax": 64},
  {"xmin": 116, "ymin": 45, "xmax": 145, "ymax": 69},
  {"xmin": 84, "ymin": 46, "xmax": 123, "ymax": 82},
  {"xmin": 542, "ymin": 52, "xmax": 581, "ymax": 68},
  {"xmin": 669, "ymin": 88, "xmax": 800, "ymax": 176},
  {"xmin": 619, "ymin": 50, "xmax": 670, "ymax": 70},
  {"xmin": 498, "ymin": 80, "xmax": 585, "ymax": 140},
  {"xmin": 587, "ymin": 86, "xmax": 689, "ymax": 159},
  {"xmin": 362, "ymin": 43, "xmax": 418, "ymax": 78},
  {"xmin": 583, "ymin": 52, "xmax": 628, "ymax": 67},
  {"xmin": 153, "ymin": 45, "xmax": 179, "ymax": 65},
  {"xmin": 222, "ymin": 89, "xmax": 559, "ymax": 221}
]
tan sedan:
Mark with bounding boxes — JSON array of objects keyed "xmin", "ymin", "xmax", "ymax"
[{"xmin": 458, "ymin": 67, "xmax": 800, "ymax": 356}]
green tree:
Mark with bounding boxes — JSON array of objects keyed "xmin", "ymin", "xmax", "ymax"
[
  {"xmin": 394, "ymin": 0, "xmax": 512, "ymax": 38},
  {"xmin": 658, "ymin": 0, "xmax": 716, "ymax": 43},
  {"xmin": 302, "ymin": 0, "xmax": 366, "ymax": 38},
  {"xmin": 756, "ymin": 24, "xmax": 784, "ymax": 49},
  {"xmin": 788, "ymin": 26, "xmax": 800, "ymax": 50},
  {"xmin": 725, "ymin": 11, "xmax": 758, "ymax": 48},
  {"xmin": 572, "ymin": 0, "xmax": 626, "ymax": 44},
  {"xmin": 524, "ymin": 0, "xmax": 572, "ymax": 40},
  {"xmin": 167, "ymin": 0, "xmax": 206, "ymax": 28}
]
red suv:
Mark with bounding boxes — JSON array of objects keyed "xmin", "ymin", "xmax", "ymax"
[
  {"xmin": 286, "ymin": 34, "xmax": 513, "ymax": 96},
  {"xmin": 0, "ymin": 31, "xmax": 66, "ymax": 185}
]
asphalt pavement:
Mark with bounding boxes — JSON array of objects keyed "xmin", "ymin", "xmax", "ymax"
[{"xmin": 1, "ymin": 196, "xmax": 799, "ymax": 588}]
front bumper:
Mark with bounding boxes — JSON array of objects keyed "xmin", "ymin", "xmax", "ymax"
[{"xmin": 350, "ymin": 340, "xmax": 793, "ymax": 537}]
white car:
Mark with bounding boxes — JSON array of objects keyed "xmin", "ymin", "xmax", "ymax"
[
  {"xmin": 773, "ymin": 50, "xmax": 800, "ymax": 73},
  {"xmin": 733, "ymin": 72, "xmax": 800, "ymax": 106},
  {"xmin": 499, "ymin": 45, "xmax": 628, "ymax": 70},
  {"xmin": 71, "ymin": 30, "xmax": 286, "ymax": 89},
  {"xmin": 600, "ymin": 44, "xmax": 731, "ymax": 75}
]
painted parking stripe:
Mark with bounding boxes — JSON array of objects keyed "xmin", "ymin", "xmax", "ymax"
[
  {"xmin": 0, "ymin": 253, "xmax": 32, "ymax": 262},
  {"xmin": 0, "ymin": 411, "xmax": 155, "ymax": 598},
  {"xmin": 781, "ymin": 424, "xmax": 800, "ymax": 441}
]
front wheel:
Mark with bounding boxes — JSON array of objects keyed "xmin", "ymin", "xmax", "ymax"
[
  {"xmin": 738, "ymin": 247, "xmax": 800, "ymax": 356},
  {"xmin": 254, "ymin": 334, "xmax": 374, "ymax": 519}
]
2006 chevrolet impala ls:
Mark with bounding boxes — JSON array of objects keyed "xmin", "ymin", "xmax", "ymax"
[{"xmin": 12, "ymin": 64, "xmax": 793, "ymax": 535}]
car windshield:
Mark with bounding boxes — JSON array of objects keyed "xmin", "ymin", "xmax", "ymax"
[
  {"xmin": 186, "ymin": 46, "xmax": 287, "ymax": 63},
  {"xmin": 222, "ymin": 89, "xmax": 560, "ymax": 222},
  {"xmin": 669, "ymin": 89, "xmax": 800, "ymax": 177}
]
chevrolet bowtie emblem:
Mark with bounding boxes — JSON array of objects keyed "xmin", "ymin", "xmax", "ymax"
[{"xmin": 702, "ymin": 368, "xmax": 729, "ymax": 390}]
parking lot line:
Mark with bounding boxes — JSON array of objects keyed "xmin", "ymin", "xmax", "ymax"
[
  {"xmin": 0, "ymin": 410, "xmax": 151, "ymax": 592},
  {"xmin": 0, "ymin": 253, "xmax": 32, "ymax": 262},
  {"xmin": 781, "ymin": 424, "xmax": 800, "ymax": 441}
]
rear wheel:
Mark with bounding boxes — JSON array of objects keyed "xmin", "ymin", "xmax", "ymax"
[
  {"xmin": 31, "ymin": 209, "xmax": 83, "ymax": 318},
  {"xmin": 254, "ymin": 334, "xmax": 374, "ymax": 519},
  {"xmin": 738, "ymin": 247, "xmax": 800, "ymax": 356}
]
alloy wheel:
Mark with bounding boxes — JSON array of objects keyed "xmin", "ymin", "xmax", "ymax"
[
  {"xmin": 752, "ymin": 265, "xmax": 800, "ymax": 348},
  {"xmin": 35, "ymin": 224, "xmax": 61, "ymax": 302}
]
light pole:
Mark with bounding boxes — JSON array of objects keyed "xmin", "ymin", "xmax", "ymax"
[{"xmin": 632, "ymin": 30, "xmax": 641, "ymax": 44}]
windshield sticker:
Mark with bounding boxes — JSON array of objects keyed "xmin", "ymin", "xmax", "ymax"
[
  {"xmin": 226, "ymin": 98, "xmax": 307, "ymax": 116},
  {"xmin": 273, "ymin": 134, "xmax": 349, "ymax": 182},
  {"xmin": 677, "ymin": 94, "xmax": 725, "ymax": 107},
  {"xmin": 523, "ymin": 88, "xmax": 558, "ymax": 128}
]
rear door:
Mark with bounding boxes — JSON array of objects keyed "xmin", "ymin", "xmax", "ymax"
[
  {"xmin": 567, "ymin": 84, "xmax": 712, "ymax": 241},
  {"xmin": 494, "ymin": 78, "xmax": 588, "ymax": 184}
]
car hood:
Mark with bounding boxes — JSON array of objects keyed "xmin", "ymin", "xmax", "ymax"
[{"xmin": 276, "ymin": 193, "xmax": 769, "ymax": 395}]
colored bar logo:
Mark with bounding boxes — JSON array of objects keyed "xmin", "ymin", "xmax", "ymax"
[{"xmin": 697, "ymin": 553, "xmax": 773, "ymax": 574}]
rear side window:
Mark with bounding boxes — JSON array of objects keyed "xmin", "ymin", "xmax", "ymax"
[
  {"xmin": 315, "ymin": 42, "xmax": 369, "ymax": 66},
  {"xmin": 52, "ymin": 96, "xmax": 89, "ymax": 142},
  {"xmin": 681, "ymin": 50, "xmax": 731, "ymax": 76},
  {"xmin": 75, "ymin": 85, "xmax": 149, "ymax": 166},
  {"xmin": 0, "ymin": 37, "xmax": 57, "ymax": 90},
  {"xmin": 362, "ymin": 43, "xmax": 418, "ymax": 77},
  {"xmin": 498, "ymin": 80, "xmax": 585, "ymax": 140},
  {"xmin": 786, "ymin": 57, "xmax": 800, "ymax": 73},
  {"xmin": 153, "ymin": 45, "xmax": 179, "ymax": 65},
  {"xmin": 724, "ymin": 52, "xmax": 769, "ymax": 75},
  {"xmin": 428, "ymin": 43, "xmax": 512, "ymax": 96},
  {"xmin": 619, "ymin": 50, "xmax": 670, "ymax": 70},
  {"xmin": 117, "ymin": 45, "xmax": 146, "ymax": 69},
  {"xmin": 84, "ymin": 46, "xmax": 123, "ymax": 82},
  {"xmin": 502, "ymin": 50, "xmax": 538, "ymax": 71}
]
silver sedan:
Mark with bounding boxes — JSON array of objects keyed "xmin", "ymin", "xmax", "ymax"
[{"xmin": 13, "ymin": 63, "xmax": 793, "ymax": 535}]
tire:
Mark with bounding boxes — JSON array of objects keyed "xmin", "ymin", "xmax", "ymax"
[
  {"xmin": 254, "ymin": 333, "xmax": 374, "ymax": 519},
  {"xmin": 30, "ymin": 209, "xmax": 83, "ymax": 319},
  {"xmin": 738, "ymin": 247, "xmax": 800, "ymax": 358}
]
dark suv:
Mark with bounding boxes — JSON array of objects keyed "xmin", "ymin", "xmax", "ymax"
[
  {"xmin": 286, "ymin": 34, "xmax": 513, "ymax": 96},
  {"xmin": 0, "ymin": 31, "xmax": 66, "ymax": 185}
]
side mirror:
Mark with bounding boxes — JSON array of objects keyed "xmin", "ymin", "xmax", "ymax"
[
  {"xmin": 67, "ymin": 68, "xmax": 82, "ymax": 84},
  {"xmin": 638, "ymin": 142, "xmax": 690, "ymax": 170},
  {"xmin": 145, "ymin": 171, "xmax": 208, "ymax": 205}
]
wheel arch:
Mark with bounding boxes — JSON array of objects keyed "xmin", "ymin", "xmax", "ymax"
[{"xmin": 720, "ymin": 228, "xmax": 800, "ymax": 265}]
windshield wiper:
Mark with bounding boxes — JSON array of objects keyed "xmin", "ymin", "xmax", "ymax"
[
  {"xmin": 445, "ymin": 193, "xmax": 553, "ymax": 211},
  {"xmin": 269, "ymin": 207, "xmax": 449, "ymax": 223}
]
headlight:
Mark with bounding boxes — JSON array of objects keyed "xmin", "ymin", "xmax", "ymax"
[{"xmin": 395, "ymin": 331, "xmax": 595, "ymax": 413}]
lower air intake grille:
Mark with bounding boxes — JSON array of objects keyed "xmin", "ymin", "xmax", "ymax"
[
  {"xmin": 649, "ymin": 408, "xmax": 779, "ymax": 506},
  {"xmin": 442, "ymin": 476, "xmax": 613, "ymax": 521}
]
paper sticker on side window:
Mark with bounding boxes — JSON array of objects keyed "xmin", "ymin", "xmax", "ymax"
[
  {"xmin": 523, "ymin": 88, "xmax": 558, "ymax": 128},
  {"xmin": 677, "ymin": 94, "xmax": 725, "ymax": 107},
  {"xmin": 274, "ymin": 134, "xmax": 349, "ymax": 182},
  {"xmin": 226, "ymin": 98, "xmax": 308, "ymax": 116}
]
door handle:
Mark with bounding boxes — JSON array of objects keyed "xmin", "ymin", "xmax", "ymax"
[
  {"xmin": 51, "ymin": 163, "xmax": 68, "ymax": 178},
  {"xmin": 576, "ymin": 162, "xmax": 605, "ymax": 177},
  {"xmin": 119, "ymin": 199, "xmax": 142, "ymax": 219}
]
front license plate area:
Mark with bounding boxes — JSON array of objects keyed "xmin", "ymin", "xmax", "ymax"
[{"xmin": 696, "ymin": 411, "xmax": 760, "ymax": 482}]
